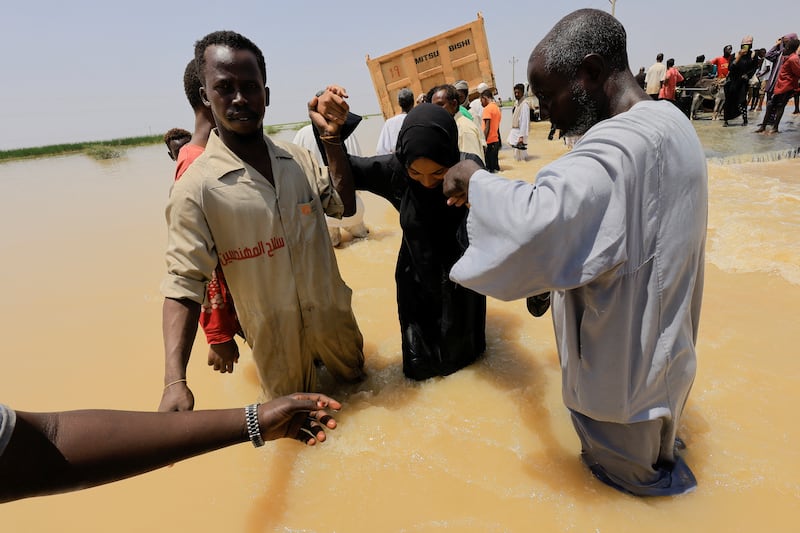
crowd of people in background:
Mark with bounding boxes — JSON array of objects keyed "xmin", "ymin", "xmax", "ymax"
[{"xmin": 635, "ymin": 31, "xmax": 799, "ymax": 133}]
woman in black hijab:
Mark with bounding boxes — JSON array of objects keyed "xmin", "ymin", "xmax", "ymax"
[
  {"xmin": 723, "ymin": 36, "xmax": 759, "ymax": 126},
  {"xmin": 348, "ymin": 103, "xmax": 486, "ymax": 380}
]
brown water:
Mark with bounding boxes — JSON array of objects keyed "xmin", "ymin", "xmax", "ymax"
[{"xmin": 1, "ymin": 117, "xmax": 798, "ymax": 532}]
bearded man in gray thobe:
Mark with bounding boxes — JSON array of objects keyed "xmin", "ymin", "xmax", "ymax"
[{"xmin": 443, "ymin": 8, "xmax": 707, "ymax": 496}]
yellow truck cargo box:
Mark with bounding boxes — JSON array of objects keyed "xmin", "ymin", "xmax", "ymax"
[{"xmin": 366, "ymin": 13, "xmax": 496, "ymax": 120}]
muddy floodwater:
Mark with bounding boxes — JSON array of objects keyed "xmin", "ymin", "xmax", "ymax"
[{"xmin": 1, "ymin": 111, "xmax": 798, "ymax": 532}]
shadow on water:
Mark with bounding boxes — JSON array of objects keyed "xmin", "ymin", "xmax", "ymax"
[
  {"xmin": 474, "ymin": 306, "xmax": 589, "ymax": 494},
  {"xmin": 471, "ymin": 304, "xmax": 617, "ymax": 500}
]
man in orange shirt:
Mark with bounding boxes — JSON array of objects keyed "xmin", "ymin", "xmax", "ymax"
[{"xmin": 480, "ymin": 89, "xmax": 501, "ymax": 172}]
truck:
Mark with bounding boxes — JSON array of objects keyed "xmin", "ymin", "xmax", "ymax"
[{"xmin": 365, "ymin": 13, "xmax": 497, "ymax": 120}]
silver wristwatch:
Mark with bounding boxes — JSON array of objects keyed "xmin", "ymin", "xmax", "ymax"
[{"xmin": 245, "ymin": 403, "xmax": 265, "ymax": 447}]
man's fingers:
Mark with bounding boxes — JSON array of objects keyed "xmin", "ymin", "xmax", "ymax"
[
  {"xmin": 326, "ymin": 85, "xmax": 349, "ymax": 98},
  {"xmin": 318, "ymin": 413, "xmax": 336, "ymax": 429},
  {"xmin": 296, "ymin": 418, "xmax": 324, "ymax": 445}
]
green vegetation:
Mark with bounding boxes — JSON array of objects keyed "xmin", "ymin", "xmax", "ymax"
[
  {"xmin": 84, "ymin": 145, "xmax": 123, "ymax": 160},
  {"xmin": 0, "ymin": 114, "xmax": 380, "ymax": 164},
  {"xmin": 0, "ymin": 135, "xmax": 160, "ymax": 163},
  {"xmin": 265, "ymin": 120, "xmax": 308, "ymax": 135}
]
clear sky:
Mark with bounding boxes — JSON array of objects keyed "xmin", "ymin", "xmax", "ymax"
[{"xmin": 1, "ymin": 0, "xmax": 795, "ymax": 150}]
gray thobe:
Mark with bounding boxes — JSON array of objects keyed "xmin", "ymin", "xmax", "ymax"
[{"xmin": 451, "ymin": 99, "xmax": 707, "ymax": 437}]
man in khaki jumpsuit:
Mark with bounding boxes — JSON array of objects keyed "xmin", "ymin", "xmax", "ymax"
[{"xmin": 159, "ymin": 31, "xmax": 364, "ymax": 412}]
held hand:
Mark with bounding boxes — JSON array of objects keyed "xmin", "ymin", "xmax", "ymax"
[
  {"xmin": 158, "ymin": 381, "xmax": 195, "ymax": 412},
  {"xmin": 443, "ymin": 159, "xmax": 481, "ymax": 207},
  {"xmin": 207, "ymin": 339, "xmax": 240, "ymax": 374},
  {"xmin": 308, "ymin": 85, "xmax": 350, "ymax": 136},
  {"xmin": 259, "ymin": 393, "xmax": 342, "ymax": 446}
]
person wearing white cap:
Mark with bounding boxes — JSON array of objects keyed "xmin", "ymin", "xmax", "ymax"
[{"xmin": 469, "ymin": 82, "xmax": 490, "ymax": 129}]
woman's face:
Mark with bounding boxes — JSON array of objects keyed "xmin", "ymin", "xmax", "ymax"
[{"xmin": 406, "ymin": 157, "xmax": 448, "ymax": 188}]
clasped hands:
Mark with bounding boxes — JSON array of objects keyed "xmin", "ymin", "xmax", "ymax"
[{"xmin": 308, "ymin": 85, "xmax": 350, "ymax": 137}]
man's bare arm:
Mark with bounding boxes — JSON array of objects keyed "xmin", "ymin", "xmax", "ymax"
[{"xmin": 159, "ymin": 297, "xmax": 201, "ymax": 412}]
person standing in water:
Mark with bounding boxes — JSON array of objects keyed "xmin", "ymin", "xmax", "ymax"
[
  {"xmin": 443, "ymin": 8, "xmax": 707, "ymax": 496},
  {"xmin": 159, "ymin": 31, "xmax": 365, "ymax": 412},
  {"xmin": 338, "ymin": 103, "xmax": 487, "ymax": 380}
]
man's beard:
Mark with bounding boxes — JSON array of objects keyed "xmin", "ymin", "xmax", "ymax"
[{"xmin": 562, "ymin": 83, "xmax": 600, "ymax": 138}]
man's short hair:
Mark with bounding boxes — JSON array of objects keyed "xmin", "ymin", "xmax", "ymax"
[
  {"xmin": 182, "ymin": 59, "xmax": 204, "ymax": 111},
  {"xmin": 194, "ymin": 30, "xmax": 267, "ymax": 85},
  {"xmin": 398, "ymin": 88, "xmax": 415, "ymax": 112},
  {"xmin": 481, "ymin": 89, "xmax": 493, "ymax": 99},
  {"xmin": 666, "ymin": 58, "xmax": 675, "ymax": 68},
  {"xmin": 536, "ymin": 9, "xmax": 629, "ymax": 79},
  {"xmin": 514, "ymin": 83, "xmax": 525, "ymax": 93},
  {"xmin": 656, "ymin": 53, "xmax": 664, "ymax": 62},
  {"xmin": 431, "ymin": 84, "xmax": 459, "ymax": 102}
]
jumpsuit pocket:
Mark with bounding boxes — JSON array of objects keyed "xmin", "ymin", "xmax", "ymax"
[{"xmin": 297, "ymin": 200, "xmax": 322, "ymax": 243}]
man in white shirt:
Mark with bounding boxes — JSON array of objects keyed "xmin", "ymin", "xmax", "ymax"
[
  {"xmin": 644, "ymin": 53, "xmax": 666, "ymax": 99},
  {"xmin": 506, "ymin": 83, "xmax": 530, "ymax": 161},
  {"xmin": 376, "ymin": 88, "xmax": 414, "ymax": 155}
]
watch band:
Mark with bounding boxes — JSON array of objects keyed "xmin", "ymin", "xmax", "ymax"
[{"xmin": 245, "ymin": 403, "xmax": 265, "ymax": 448}]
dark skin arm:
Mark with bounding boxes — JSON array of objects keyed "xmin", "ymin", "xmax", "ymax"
[
  {"xmin": 309, "ymin": 86, "xmax": 356, "ymax": 217},
  {"xmin": 158, "ymin": 297, "xmax": 201, "ymax": 412},
  {"xmin": 207, "ymin": 339, "xmax": 240, "ymax": 374},
  {"xmin": 0, "ymin": 393, "xmax": 341, "ymax": 503},
  {"xmin": 443, "ymin": 158, "xmax": 482, "ymax": 207}
]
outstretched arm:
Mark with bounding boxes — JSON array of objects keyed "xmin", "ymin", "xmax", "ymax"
[{"xmin": 0, "ymin": 393, "xmax": 341, "ymax": 503}]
